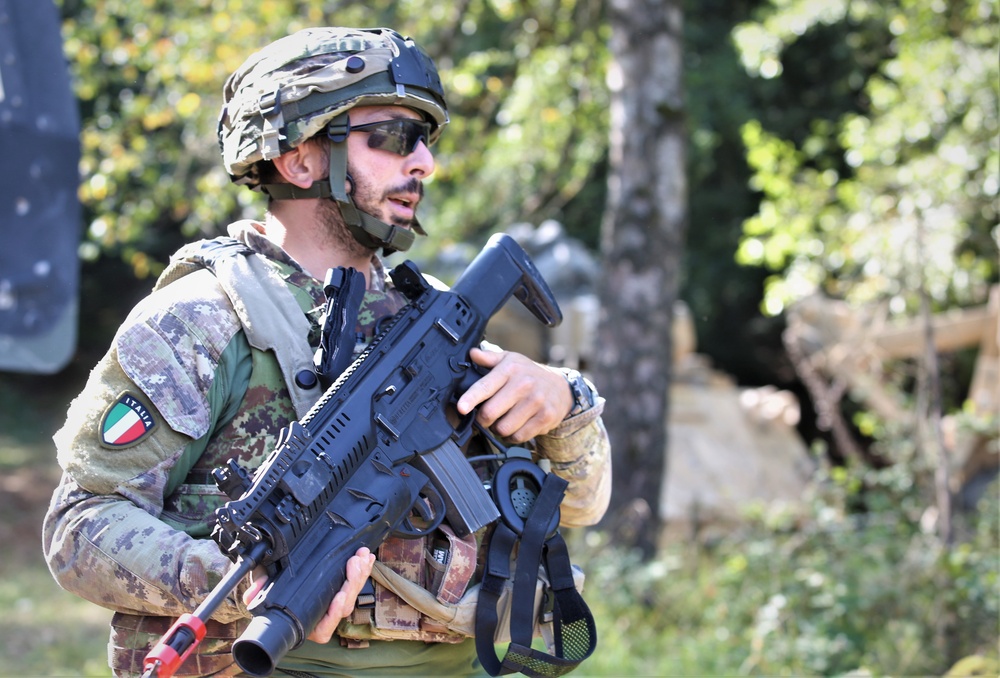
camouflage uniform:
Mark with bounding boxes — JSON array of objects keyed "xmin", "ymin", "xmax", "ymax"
[{"xmin": 43, "ymin": 220, "xmax": 610, "ymax": 677}]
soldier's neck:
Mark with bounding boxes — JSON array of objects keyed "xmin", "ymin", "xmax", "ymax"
[{"xmin": 263, "ymin": 205, "xmax": 374, "ymax": 285}]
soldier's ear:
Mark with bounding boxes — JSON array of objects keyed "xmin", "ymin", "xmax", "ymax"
[{"xmin": 272, "ymin": 140, "xmax": 326, "ymax": 188}]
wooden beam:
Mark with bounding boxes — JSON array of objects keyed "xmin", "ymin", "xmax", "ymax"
[{"xmin": 873, "ymin": 304, "xmax": 995, "ymax": 358}]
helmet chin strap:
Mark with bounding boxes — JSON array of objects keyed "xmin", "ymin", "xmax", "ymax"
[{"xmin": 260, "ymin": 114, "xmax": 422, "ymax": 256}]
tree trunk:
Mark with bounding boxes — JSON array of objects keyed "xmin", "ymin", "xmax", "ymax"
[{"xmin": 594, "ymin": 0, "xmax": 686, "ymax": 559}]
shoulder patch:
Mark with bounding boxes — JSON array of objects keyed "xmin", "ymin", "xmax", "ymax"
[{"xmin": 99, "ymin": 391, "xmax": 157, "ymax": 448}]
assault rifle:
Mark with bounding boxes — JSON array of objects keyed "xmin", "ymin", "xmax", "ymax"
[{"xmin": 142, "ymin": 233, "xmax": 562, "ymax": 678}]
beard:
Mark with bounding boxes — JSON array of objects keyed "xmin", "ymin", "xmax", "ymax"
[
  {"xmin": 314, "ymin": 194, "xmax": 372, "ymax": 260},
  {"xmin": 314, "ymin": 169, "xmax": 424, "ymax": 256}
]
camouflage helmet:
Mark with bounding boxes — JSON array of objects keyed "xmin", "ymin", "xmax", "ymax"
[{"xmin": 218, "ymin": 27, "xmax": 449, "ymax": 188}]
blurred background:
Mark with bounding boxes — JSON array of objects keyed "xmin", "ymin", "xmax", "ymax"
[{"xmin": 0, "ymin": 0, "xmax": 996, "ymax": 675}]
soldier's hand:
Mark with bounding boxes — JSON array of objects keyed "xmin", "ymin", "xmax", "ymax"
[
  {"xmin": 456, "ymin": 347, "xmax": 572, "ymax": 443},
  {"xmin": 241, "ymin": 547, "xmax": 377, "ymax": 644},
  {"xmin": 308, "ymin": 547, "xmax": 376, "ymax": 642}
]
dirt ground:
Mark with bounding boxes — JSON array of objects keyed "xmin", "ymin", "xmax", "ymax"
[
  {"xmin": 0, "ymin": 465, "xmax": 61, "ymax": 562},
  {"xmin": 0, "ymin": 369, "xmax": 78, "ymax": 563}
]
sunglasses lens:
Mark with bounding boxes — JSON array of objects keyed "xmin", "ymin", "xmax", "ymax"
[{"xmin": 355, "ymin": 119, "xmax": 430, "ymax": 156}]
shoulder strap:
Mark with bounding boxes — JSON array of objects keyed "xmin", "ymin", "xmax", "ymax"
[
  {"xmin": 155, "ymin": 236, "xmax": 322, "ymax": 420},
  {"xmin": 154, "ymin": 238, "xmax": 255, "ymax": 290}
]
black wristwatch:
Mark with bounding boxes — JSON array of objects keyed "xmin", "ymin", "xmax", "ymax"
[{"xmin": 564, "ymin": 369, "xmax": 596, "ymax": 417}]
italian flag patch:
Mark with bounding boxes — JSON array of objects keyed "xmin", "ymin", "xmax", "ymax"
[{"xmin": 99, "ymin": 391, "xmax": 156, "ymax": 448}]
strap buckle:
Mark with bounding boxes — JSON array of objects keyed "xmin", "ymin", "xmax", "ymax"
[
  {"xmin": 258, "ymin": 89, "xmax": 284, "ymax": 160},
  {"xmin": 540, "ymin": 584, "xmax": 555, "ymax": 625},
  {"xmin": 258, "ymin": 89, "xmax": 282, "ymax": 118},
  {"xmin": 325, "ymin": 115, "xmax": 350, "ymax": 143},
  {"xmin": 356, "ymin": 577, "xmax": 376, "ymax": 609}
]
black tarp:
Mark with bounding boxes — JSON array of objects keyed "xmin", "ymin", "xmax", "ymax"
[{"xmin": 0, "ymin": 0, "xmax": 81, "ymax": 373}]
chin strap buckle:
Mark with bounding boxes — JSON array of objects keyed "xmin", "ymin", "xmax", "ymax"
[{"xmin": 325, "ymin": 114, "xmax": 350, "ymax": 144}]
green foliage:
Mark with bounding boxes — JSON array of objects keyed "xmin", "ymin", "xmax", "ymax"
[
  {"xmin": 55, "ymin": 0, "xmax": 613, "ymax": 351},
  {"xmin": 60, "ymin": 0, "xmax": 404, "ymax": 274},
  {"xmin": 427, "ymin": 3, "xmax": 610, "ymax": 247},
  {"xmin": 0, "ymin": 375, "xmax": 118, "ymax": 676},
  {"xmin": 734, "ymin": 0, "xmax": 999, "ymax": 317},
  {"xmin": 57, "ymin": 0, "xmax": 610, "ymax": 272},
  {"xmin": 681, "ymin": 0, "xmax": 816, "ymax": 389},
  {"xmin": 574, "ymin": 457, "xmax": 998, "ymax": 676}
]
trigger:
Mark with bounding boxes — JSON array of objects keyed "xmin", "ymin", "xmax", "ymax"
[{"xmin": 453, "ymin": 409, "xmax": 476, "ymax": 446}]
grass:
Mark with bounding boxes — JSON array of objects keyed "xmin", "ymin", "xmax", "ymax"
[
  {"xmin": 0, "ymin": 374, "xmax": 109, "ymax": 677},
  {"xmin": 0, "ymin": 566, "xmax": 109, "ymax": 677}
]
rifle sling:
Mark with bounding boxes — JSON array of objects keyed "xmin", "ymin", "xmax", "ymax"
[{"xmin": 475, "ymin": 473, "xmax": 597, "ymax": 677}]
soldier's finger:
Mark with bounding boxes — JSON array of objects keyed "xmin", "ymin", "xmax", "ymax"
[
  {"xmin": 241, "ymin": 569, "xmax": 268, "ymax": 606},
  {"xmin": 308, "ymin": 591, "xmax": 348, "ymax": 643},
  {"xmin": 307, "ymin": 548, "xmax": 376, "ymax": 644},
  {"xmin": 457, "ymin": 351, "xmax": 508, "ymax": 416}
]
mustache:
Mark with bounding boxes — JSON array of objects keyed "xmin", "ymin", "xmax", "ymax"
[{"xmin": 382, "ymin": 177, "xmax": 424, "ymax": 201}]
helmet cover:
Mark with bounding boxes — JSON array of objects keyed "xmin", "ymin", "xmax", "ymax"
[{"xmin": 218, "ymin": 27, "xmax": 448, "ymax": 188}]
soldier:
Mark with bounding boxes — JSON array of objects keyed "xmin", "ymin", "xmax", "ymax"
[{"xmin": 43, "ymin": 27, "xmax": 610, "ymax": 677}]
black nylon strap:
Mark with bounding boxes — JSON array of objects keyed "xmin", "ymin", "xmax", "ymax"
[
  {"xmin": 475, "ymin": 522, "xmax": 516, "ymax": 676},
  {"xmin": 544, "ymin": 535, "xmax": 597, "ymax": 671},
  {"xmin": 172, "ymin": 236, "xmax": 253, "ymax": 267},
  {"xmin": 508, "ymin": 474, "xmax": 565, "ymax": 650},
  {"xmin": 260, "ymin": 182, "xmax": 331, "ymax": 200},
  {"xmin": 259, "ymin": 183, "xmax": 416, "ymax": 255},
  {"xmin": 476, "ymin": 471, "xmax": 598, "ymax": 677},
  {"xmin": 314, "ymin": 267, "xmax": 366, "ymax": 386},
  {"xmin": 339, "ymin": 197, "xmax": 416, "ymax": 254}
]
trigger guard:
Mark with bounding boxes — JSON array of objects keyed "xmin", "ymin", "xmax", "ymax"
[
  {"xmin": 450, "ymin": 359, "xmax": 488, "ymax": 448},
  {"xmin": 392, "ymin": 482, "xmax": 446, "ymax": 539}
]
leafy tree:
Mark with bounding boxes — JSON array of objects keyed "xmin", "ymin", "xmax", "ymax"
[
  {"xmin": 732, "ymin": 0, "xmax": 999, "ymax": 556},
  {"xmin": 54, "ymin": 0, "xmax": 616, "ymax": 351},
  {"xmin": 59, "ymin": 0, "xmax": 367, "ymax": 348},
  {"xmin": 734, "ymin": 0, "xmax": 998, "ymax": 315},
  {"xmin": 419, "ymin": 0, "xmax": 611, "ymax": 249},
  {"xmin": 682, "ymin": 0, "xmax": 881, "ymax": 391}
]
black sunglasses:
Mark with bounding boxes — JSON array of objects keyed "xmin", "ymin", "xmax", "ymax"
[{"xmin": 351, "ymin": 118, "xmax": 432, "ymax": 157}]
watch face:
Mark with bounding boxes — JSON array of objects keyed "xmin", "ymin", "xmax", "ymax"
[{"xmin": 567, "ymin": 372, "xmax": 593, "ymax": 413}]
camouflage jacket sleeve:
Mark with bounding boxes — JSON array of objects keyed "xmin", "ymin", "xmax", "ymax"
[
  {"xmin": 534, "ymin": 393, "xmax": 611, "ymax": 528},
  {"xmin": 42, "ymin": 270, "xmax": 253, "ymax": 622}
]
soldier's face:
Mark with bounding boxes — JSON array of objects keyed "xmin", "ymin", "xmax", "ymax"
[{"xmin": 347, "ymin": 105, "xmax": 435, "ymax": 231}]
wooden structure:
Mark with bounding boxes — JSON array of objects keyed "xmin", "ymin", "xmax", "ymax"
[{"xmin": 784, "ymin": 286, "xmax": 999, "ymax": 499}]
